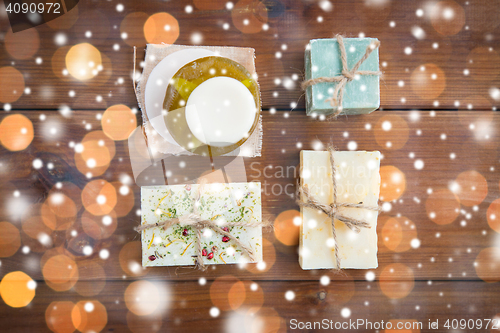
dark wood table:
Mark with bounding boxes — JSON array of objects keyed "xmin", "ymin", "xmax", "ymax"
[{"xmin": 1, "ymin": 0, "xmax": 500, "ymax": 332}]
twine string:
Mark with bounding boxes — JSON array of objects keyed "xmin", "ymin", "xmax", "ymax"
[
  {"xmin": 301, "ymin": 35, "xmax": 381, "ymax": 118},
  {"xmin": 296, "ymin": 145, "xmax": 381, "ymax": 269}
]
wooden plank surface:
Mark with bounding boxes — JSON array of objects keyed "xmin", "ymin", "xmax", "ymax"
[
  {"xmin": 1, "ymin": 0, "xmax": 499, "ymax": 110},
  {"xmin": 4, "ymin": 279, "xmax": 500, "ymax": 333},
  {"xmin": 2, "ymin": 0, "xmax": 500, "ymax": 332},
  {"xmin": 0, "ymin": 110, "xmax": 499, "ymax": 283}
]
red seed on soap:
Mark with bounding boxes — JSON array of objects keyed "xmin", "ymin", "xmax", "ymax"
[
  {"xmin": 148, "ymin": 255, "xmax": 156, "ymax": 261},
  {"xmin": 222, "ymin": 236, "xmax": 230, "ymax": 242},
  {"xmin": 222, "ymin": 227, "xmax": 229, "ymax": 232},
  {"xmin": 202, "ymin": 248, "xmax": 207, "ymax": 256},
  {"xmin": 182, "ymin": 228, "xmax": 189, "ymax": 236},
  {"xmin": 207, "ymin": 252, "xmax": 214, "ymax": 260}
]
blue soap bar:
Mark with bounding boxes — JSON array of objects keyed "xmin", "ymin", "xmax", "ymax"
[{"xmin": 304, "ymin": 38, "xmax": 380, "ymax": 116}]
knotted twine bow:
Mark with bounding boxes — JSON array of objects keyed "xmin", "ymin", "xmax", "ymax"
[
  {"xmin": 296, "ymin": 146, "xmax": 381, "ymax": 270},
  {"xmin": 301, "ymin": 35, "xmax": 382, "ymax": 119},
  {"xmin": 135, "ymin": 182, "xmax": 271, "ymax": 270}
]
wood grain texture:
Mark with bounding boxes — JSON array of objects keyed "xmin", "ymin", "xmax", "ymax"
[
  {"xmin": 0, "ymin": 110, "xmax": 498, "ymax": 283},
  {"xmin": 4, "ymin": 279, "xmax": 500, "ymax": 333},
  {"xmin": 0, "ymin": 0, "xmax": 499, "ymax": 110},
  {"xmin": 1, "ymin": 1, "xmax": 500, "ymax": 331}
]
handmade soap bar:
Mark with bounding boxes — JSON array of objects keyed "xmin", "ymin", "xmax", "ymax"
[
  {"xmin": 305, "ymin": 38, "xmax": 380, "ymax": 116},
  {"xmin": 299, "ymin": 150, "xmax": 380, "ymax": 269},
  {"xmin": 141, "ymin": 182, "xmax": 262, "ymax": 267},
  {"xmin": 138, "ymin": 44, "xmax": 262, "ymax": 157},
  {"xmin": 185, "ymin": 76, "xmax": 258, "ymax": 147},
  {"xmin": 164, "ymin": 55, "xmax": 261, "ymax": 156}
]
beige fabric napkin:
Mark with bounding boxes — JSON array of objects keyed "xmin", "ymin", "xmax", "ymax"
[{"xmin": 135, "ymin": 44, "xmax": 262, "ymax": 157}]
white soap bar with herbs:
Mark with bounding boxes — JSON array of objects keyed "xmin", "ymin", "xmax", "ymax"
[
  {"xmin": 299, "ymin": 150, "xmax": 381, "ymax": 269},
  {"xmin": 141, "ymin": 182, "xmax": 262, "ymax": 267}
]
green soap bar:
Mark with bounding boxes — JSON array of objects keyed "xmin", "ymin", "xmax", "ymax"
[{"xmin": 305, "ymin": 38, "xmax": 380, "ymax": 116}]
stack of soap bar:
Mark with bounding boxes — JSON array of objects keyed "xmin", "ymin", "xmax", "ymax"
[
  {"xmin": 299, "ymin": 150, "xmax": 381, "ymax": 269},
  {"xmin": 304, "ymin": 38, "xmax": 380, "ymax": 116},
  {"xmin": 141, "ymin": 182, "xmax": 262, "ymax": 267}
]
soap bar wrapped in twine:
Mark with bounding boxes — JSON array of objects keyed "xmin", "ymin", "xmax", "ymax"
[
  {"xmin": 136, "ymin": 182, "xmax": 271, "ymax": 270},
  {"xmin": 296, "ymin": 146, "xmax": 381, "ymax": 270},
  {"xmin": 301, "ymin": 35, "xmax": 382, "ymax": 119}
]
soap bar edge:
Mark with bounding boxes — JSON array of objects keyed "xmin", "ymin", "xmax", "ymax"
[
  {"xmin": 299, "ymin": 150, "xmax": 381, "ymax": 270},
  {"xmin": 306, "ymin": 38, "xmax": 380, "ymax": 115}
]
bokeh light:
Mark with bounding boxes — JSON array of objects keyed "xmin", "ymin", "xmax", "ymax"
[
  {"xmin": 82, "ymin": 179, "xmax": 117, "ymax": 216},
  {"xmin": 120, "ymin": 12, "xmax": 149, "ymax": 47},
  {"xmin": 425, "ymin": 189, "xmax": 460, "ymax": 225},
  {"xmin": 125, "ymin": 281, "xmax": 160, "ymax": 316},
  {"xmin": 487, "ymin": 199, "xmax": 500, "ymax": 234},
  {"xmin": 0, "ymin": 114, "xmax": 34, "ymax": 151},
  {"xmin": 231, "ymin": 0, "xmax": 268, "ymax": 34},
  {"xmin": 42, "ymin": 254, "xmax": 79, "ymax": 291},
  {"xmin": 74, "ymin": 261, "xmax": 106, "ymax": 296},
  {"xmin": 453, "ymin": 170, "xmax": 488, "ymax": 207},
  {"xmin": 41, "ymin": 192, "xmax": 77, "ymax": 231},
  {"xmin": 374, "ymin": 115, "xmax": 409, "ymax": 150},
  {"xmin": 125, "ymin": 280, "xmax": 171, "ymax": 317},
  {"xmin": 379, "ymin": 166, "xmax": 406, "ymax": 201},
  {"xmin": 379, "ymin": 263, "xmax": 415, "ymax": 299},
  {"xmin": 243, "ymin": 307, "xmax": 285, "ymax": 333},
  {"xmin": 54, "ymin": 182, "xmax": 83, "ymax": 210},
  {"xmin": 143, "ymin": 13, "xmax": 180, "ymax": 44},
  {"xmin": 23, "ymin": 212, "xmax": 53, "ymax": 241},
  {"xmin": 210, "ymin": 275, "xmax": 240, "ymax": 311},
  {"xmin": 228, "ymin": 280, "xmax": 246, "ymax": 310},
  {"xmin": 410, "ymin": 64, "xmax": 446, "ymax": 100},
  {"xmin": 475, "ymin": 247, "xmax": 500, "ymax": 283},
  {"xmin": 246, "ymin": 238, "xmax": 276, "ymax": 273},
  {"xmin": 380, "ymin": 216, "xmax": 417, "ymax": 252},
  {"xmin": 65, "ymin": 43, "xmax": 103, "ymax": 81},
  {"xmin": 111, "ymin": 181, "xmax": 135, "ymax": 217},
  {"xmin": 0, "ymin": 221, "xmax": 21, "ymax": 257},
  {"xmin": 81, "ymin": 130, "xmax": 116, "ymax": 168},
  {"xmin": 75, "ymin": 130, "xmax": 116, "ymax": 177},
  {"xmin": 46, "ymin": 301, "xmax": 76, "ymax": 333},
  {"xmin": 101, "ymin": 104, "xmax": 137, "ymax": 141},
  {"xmin": 273, "ymin": 210, "xmax": 300, "ymax": 246},
  {"xmin": 0, "ymin": 67, "xmax": 25, "ymax": 103},
  {"xmin": 430, "ymin": 0, "xmax": 465, "ymax": 36},
  {"xmin": 119, "ymin": 241, "xmax": 148, "ymax": 276},
  {"xmin": 0, "ymin": 271, "xmax": 36, "ymax": 308},
  {"xmin": 51, "ymin": 46, "xmax": 72, "ymax": 81},
  {"xmin": 46, "ymin": 192, "xmax": 77, "ymax": 220},
  {"xmin": 466, "ymin": 47, "xmax": 500, "ymax": 82},
  {"xmin": 235, "ymin": 281, "xmax": 265, "ymax": 314},
  {"xmin": 71, "ymin": 300, "xmax": 108, "ymax": 333},
  {"xmin": 4, "ymin": 27, "xmax": 40, "ymax": 59},
  {"xmin": 81, "ymin": 209, "xmax": 117, "ymax": 240}
]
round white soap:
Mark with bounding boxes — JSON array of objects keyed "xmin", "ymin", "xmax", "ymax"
[
  {"xmin": 185, "ymin": 76, "xmax": 257, "ymax": 147},
  {"xmin": 144, "ymin": 48, "xmax": 215, "ymax": 145}
]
